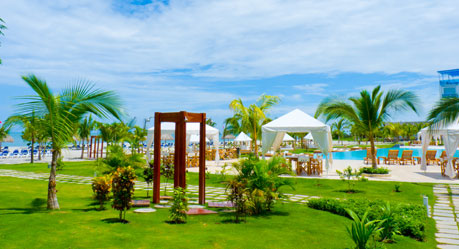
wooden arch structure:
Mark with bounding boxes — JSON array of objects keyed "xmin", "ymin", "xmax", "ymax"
[{"xmin": 153, "ymin": 111, "xmax": 206, "ymax": 204}]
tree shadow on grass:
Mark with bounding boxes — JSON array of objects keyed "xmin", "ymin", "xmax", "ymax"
[
  {"xmin": 218, "ymin": 209, "xmax": 290, "ymax": 223},
  {"xmin": 70, "ymin": 201, "xmax": 101, "ymax": 212},
  {"xmin": 333, "ymin": 189, "xmax": 365, "ymax": 194},
  {"xmin": 0, "ymin": 198, "xmax": 47, "ymax": 215},
  {"xmin": 101, "ymin": 218, "xmax": 129, "ymax": 224}
]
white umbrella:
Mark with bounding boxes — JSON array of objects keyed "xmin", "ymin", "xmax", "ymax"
[
  {"xmin": 283, "ymin": 133, "xmax": 295, "ymax": 141},
  {"xmin": 189, "ymin": 134, "xmax": 209, "ymax": 143},
  {"xmin": 234, "ymin": 132, "xmax": 252, "ymax": 142}
]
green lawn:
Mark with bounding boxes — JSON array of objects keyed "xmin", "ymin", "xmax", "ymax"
[{"xmin": 0, "ymin": 176, "xmax": 436, "ymax": 249}]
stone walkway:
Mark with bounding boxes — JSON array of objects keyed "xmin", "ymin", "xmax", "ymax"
[
  {"xmin": 0, "ymin": 169, "xmax": 315, "ymax": 204},
  {"xmin": 434, "ymin": 184, "xmax": 459, "ymax": 248}
]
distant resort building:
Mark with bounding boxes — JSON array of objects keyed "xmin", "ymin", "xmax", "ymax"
[{"xmin": 439, "ymin": 69, "xmax": 459, "ymax": 98}]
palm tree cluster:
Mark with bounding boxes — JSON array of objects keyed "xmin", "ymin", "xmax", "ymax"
[
  {"xmin": 316, "ymin": 86, "xmax": 419, "ymax": 168},
  {"xmin": 0, "ymin": 17, "xmax": 6, "ymax": 64},
  {"xmin": 225, "ymin": 94, "xmax": 280, "ymax": 155}
]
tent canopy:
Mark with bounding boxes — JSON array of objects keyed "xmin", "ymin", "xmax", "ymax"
[
  {"xmin": 304, "ymin": 133, "xmax": 313, "ymax": 140},
  {"xmin": 190, "ymin": 134, "xmax": 209, "ymax": 143},
  {"xmin": 283, "ymin": 133, "xmax": 295, "ymax": 141},
  {"xmin": 262, "ymin": 109, "xmax": 333, "ymax": 170},
  {"xmin": 146, "ymin": 122, "xmax": 219, "ymax": 162},
  {"xmin": 234, "ymin": 132, "xmax": 252, "ymax": 142},
  {"xmin": 420, "ymin": 121, "xmax": 459, "ymax": 178}
]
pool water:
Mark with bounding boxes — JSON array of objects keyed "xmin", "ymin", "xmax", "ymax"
[{"xmin": 331, "ymin": 147, "xmax": 458, "ymax": 160}]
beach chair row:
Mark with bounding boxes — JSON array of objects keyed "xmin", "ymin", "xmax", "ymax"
[
  {"xmin": 0, "ymin": 149, "xmax": 52, "ymax": 159},
  {"xmin": 364, "ymin": 149, "xmax": 419, "ymax": 165}
]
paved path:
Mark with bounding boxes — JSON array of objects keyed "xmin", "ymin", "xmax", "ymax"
[
  {"xmin": 0, "ymin": 169, "xmax": 315, "ymax": 204},
  {"xmin": 434, "ymin": 184, "xmax": 459, "ymax": 248}
]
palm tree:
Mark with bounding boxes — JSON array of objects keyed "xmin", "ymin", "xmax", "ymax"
[
  {"xmin": 78, "ymin": 115, "xmax": 95, "ymax": 159},
  {"xmin": 315, "ymin": 86, "xmax": 419, "ymax": 169},
  {"xmin": 331, "ymin": 119, "xmax": 349, "ymax": 145},
  {"xmin": 229, "ymin": 94, "xmax": 280, "ymax": 156},
  {"xmin": 0, "ymin": 17, "xmax": 6, "ymax": 64},
  {"xmin": 0, "ymin": 122, "xmax": 12, "ymax": 151},
  {"xmin": 206, "ymin": 118, "xmax": 217, "ymax": 127},
  {"xmin": 6, "ymin": 113, "xmax": 41, "ymax": 163},
  {"xmin": 427, "ymin": 97, "xmax": 459, "ymax": 129},
  {"xmin": 15, "ymin": 74, "xmax": 122, "ymax": 209}
]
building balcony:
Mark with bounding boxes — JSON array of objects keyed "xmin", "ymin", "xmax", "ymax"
[{"xmin": 440, "ymin": 79, "xmax": 459, "ymax": 87}]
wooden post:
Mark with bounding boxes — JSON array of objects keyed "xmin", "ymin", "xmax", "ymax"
[
  {"xmin": 100, "ymin": 140, "xmax": 104, "ymax": 158},
  {"xmin": 95, "ymin": 138, "xmax": 99, "ymax": 159},
  {"xmin": 199, "ymin": 113, "xmax": 206, "ymax": 204},
  {"xmin": 88, "ymin": 136, "xmax": 93, "ymax": 159},
  {"xmin": 153, "ymin": 113, "xmax": 161, "ymax": 204}
]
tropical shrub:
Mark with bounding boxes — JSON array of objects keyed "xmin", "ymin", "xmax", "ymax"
[
  {"xmin": 91, "ymin": 175, "xmax": 112, "ymax": 210},
  {"xmin": 336, "ymin": 166, "xmax": 362, "ymax": 193},
  {"xmin": 100, "ymin": 145, "xmax": 145, "ymax": 173},
  {"xmin": 227, "ymin": 179, "xmax": 252, "ymax": 223},
  {"xmin": 394, "ymin": 184, "xmax": 401, "ymax": 192},
  {"xmin": 111, "ymin": 166, "xmax": 136, "ymax": 222},
  {"xmin": 379, "ymin": 202, "xmax": 398, "ymax": 242},
  {"xmin": 56, "ymin": 156, "xmax": 65, "ymax": 171},
  {"xmin": 169, "ymin": 187, "xmax": 188, "ymax": 224},
  {"xmin": 360, "ymin": 167, "xmax": 390, "ymax": 174},
  {"xmin": 142, "ymin": 166, "xmax": 154, "ymax": 197},
  {"xmin": 161, "ymin": 162, "xmax": 174, "ymax": 196},
  {"xmin": 346, "ymin": 209, "xmax": 383, "ymax": 249},
  {"xmin": 307, "ymin": 198, "xmax": 427, "ymax": 240},
  {"xmin": 229, "ymin": 155, "xmax": 294, "ymax": 215}
]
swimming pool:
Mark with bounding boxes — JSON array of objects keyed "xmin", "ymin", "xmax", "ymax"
[{"xmin": 331, "ymin": 147, "xmax": 458, "ymax": 160}]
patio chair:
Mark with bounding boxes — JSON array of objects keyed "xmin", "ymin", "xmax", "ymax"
[
  {"xmin": 363, "ymin": 148, "xmax": 377, "ymax": 165},
  {"xmin": 383, "ymin": 150, "xmax": 399, "ymax": 165},
  {"xmin": 310, "ymin": 157, "xmax": 323, "ymax": 175},
  {"xmin": 398, "ymin": 150, "xmax": 415, "ymax": 165},
  {"xmin": 425, "ymin": 150, "xmax": 438, "ymax": 165},
  {"xmin": 436, "ymin": 151, "xmax": 447, "ymax": 166},
  {"xmin": 297, "ymin": 155, "xmax": 309, "ymax": 175}
]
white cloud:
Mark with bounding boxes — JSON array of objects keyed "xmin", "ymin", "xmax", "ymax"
[
  {"xmin": 293, "ymin": 83, "xmax": 328, "ymax": 96},
  {"xmin": 0, "ymin": 0, "xmax": 457, "ymax": 125}
]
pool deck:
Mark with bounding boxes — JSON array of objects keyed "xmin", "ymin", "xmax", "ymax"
[{"xmin": 198, "ymin": 159, "xmax": 459, "ymax": 184}]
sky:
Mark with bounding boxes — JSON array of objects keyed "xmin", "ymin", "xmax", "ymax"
[{"xmin": 1, "ymin": 0, "xmax": 458, "ymax": 131}]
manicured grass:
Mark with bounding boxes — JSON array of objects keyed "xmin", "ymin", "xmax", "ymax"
[{"xmin": 0, "ymin": 176, "xmax": 436, "ymax": 248}]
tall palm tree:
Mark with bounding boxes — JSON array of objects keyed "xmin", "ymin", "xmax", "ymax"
[
  {"xmin": 427, "ymin": 97, "xmax": 459, "ymax": 128},
  {"xmin": 78, "ymin": 115, "xmax": 95, "ymax": 159},
  {"xmin": 229, "ymin": 94, "xmax": 280, "ymax": 156},
  {"xmin": 315, "ymin": 86, "xmax": 419, "ymax": 169},
  {"xmin": 331, "ymin": 119, "xmax": 349, "ymax": 145},
  {"xmin": 15, "ymin": 74, "xmax": 122, "ymax": 209}
]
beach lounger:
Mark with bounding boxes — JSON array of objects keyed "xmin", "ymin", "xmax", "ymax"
[
  {"xmin": 398, "ymin": 150, "xmax": 415, "ymax": 165},
  {"xmin": 364, "ymin": 148, "xmax": 377, "ymax": 164},
  {"xmin": 425, "ymin": 150, "xmax": 438, "ymax": 165},
  {"xmin": 1, "ymin": 150, "xmax": 9, "ymax": 159},
  {"xmin": 10, "ymin": 149, "xmax": 19, "ymax": 158},
  {"xmin": 381, "ymin": 150, "xmax": 399, "ymax": 165}
]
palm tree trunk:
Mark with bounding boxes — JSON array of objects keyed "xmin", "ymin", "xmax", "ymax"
[
  {"xmin": 47, "ymin": 149, "xmax": 60, "ymax": 209},
  {"xmin": 369, "ymin": 134, "xmax": 377, "ymax": 169},
  {"xmin": 31, "ymin": 137, "xmax": 35, "ymax": 163},
  {"xmin": 81, "ymin": 139, "xmax": 85, "ymax": 159},
  {"xmin": 38, "ymin": 144, "xmax": 42, "ymax": 160}
]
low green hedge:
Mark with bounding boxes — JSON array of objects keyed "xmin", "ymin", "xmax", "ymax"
[
  {"xmin": 307, "ymin": 198, "xmax": 427, "ymax": 240},
  {"xmin": 359, "ymin": 167, "xmax": 390, "ymax": 174}
]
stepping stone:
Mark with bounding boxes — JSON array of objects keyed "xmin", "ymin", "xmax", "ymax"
[
  {"xmin": 437, "ymin": 224, "xmax": 458, "ymax": 230},
  {"xmin": 188, "ymin": 205, "xmax": 205, "ymax": 209},
  {"xmin": 134, "ymin": 208, "xmax": 156, "ymax": 213},
  {"xmin": 437, "ymin": 237, "xmax": 459, "ymax": 245},
  {"xmin": 435, "ymin": 216, "xmax": 457, "ymax": 222},
  {"xmin": 160, "ymin": 196, "xmax": 173, "ymax": 200},
  {"xmin": 154, "ymin": 204, "xmax": 171, "ymax": 208},
  {"xmin": 438, "ymin": 244, "xmax": 459, "ymax": 249},
  {"xmin": 207, "ymin": 201, "xmax": 234, "ymax": 208},
  {"xmin": 435, "ymin": 213, "xmax": 455, "ymax": 218},
  {"xmin": 221, "ymin": 209, "xmax": 235, "ymax": 213},
  {"xmin": 438, "ymin": 228, "xmax": 459, "ymax": 235},
  {"xmin": 437, "ymin": 233, "xmax": 459, "ymax": 240},
  {"xmin": 132, "ymin": 200, "xmax": 150, "ymax": 207},
  {"xmin": 186, "ymin": 208, "xmax": 218, "ymax": 215}
]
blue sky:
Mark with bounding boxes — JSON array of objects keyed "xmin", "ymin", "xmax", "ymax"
[{"xmin": 1, "ymin": 0, "xmax": 458, "ymax": 130}]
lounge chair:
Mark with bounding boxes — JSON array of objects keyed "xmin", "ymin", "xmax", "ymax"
[
  {"xmin": 1, "ymin": 150, "xmax": 9, "ymax": 159},
  {"xmin": 398, "ymin": 150, "xmax": 415, "ymax": 165},
  {"xmin": 363, "ymin": 148, "xmax": 377, "ymax": 165},
  {"xmin": 382, "ymin": 150, "xmax": 399, "ymax": 165},
  {"xmin": 20, "ymin": 149, "xmax": 28, "ymax": 158},
  {"xmin": 425, "ymin": 150, "xmax": 438, "ymax": 165},
  {"xmin": 10, "ymin": 149, "xmax": 19, "ymax": 158},
  {"xmin": 437, "ymin": 151, "xmax": 447, "ymax": 166}
]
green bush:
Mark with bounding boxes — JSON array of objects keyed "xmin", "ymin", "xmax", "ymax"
[
  {"xmin": 91, "ymin": 175, "xmax": 111, "ymax": 210},
  {"xmin": 346, "ymin": 209, "xmax": 383, "ymax": 249},
  {"xmin": 111, "ymin": 166, "xmax": 136, "ymax": 222},
  {"xmin": 99, "ymin": 145, "xmax": 145, "ymax": 174},
  {"xmin": 169, "ymin": 187, "xmax": 189, "ymax": 224},
  {"xmin": 360, "ymin": 167, "xmax": 390, "ymax": 174},
  {"xmin": 307, "ymin": 198, "xmax": 427, "ymax": 240},
  {"xmin": 229, "ymin": 155, "xmax": 294, "ymax": 214}
]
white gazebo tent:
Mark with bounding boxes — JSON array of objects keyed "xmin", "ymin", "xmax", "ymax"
[
  {"xmin": 304, "ymin": 133, "xmax": 313, "ymax": 140},
  {"xmin": 189, "ymin": 134, "xmax": 210, "ymax": 143},
  {"xmin": 262, "ymin": 109, "xmax": 333, "ymax": 171},
  {"xmin": 283, "ymin": 133, "xmax": 295, "ymax": 141},
  {"xmin": 420, "ymin": 122, "xmax": 459, "ymax": 178},
  {"xmin": 146, "ymin": 122, "xmax": 220, "ymax": 163},
  {"xmin": 234, "ymin": 132, "xmax": 252, "ymax": 150}
]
